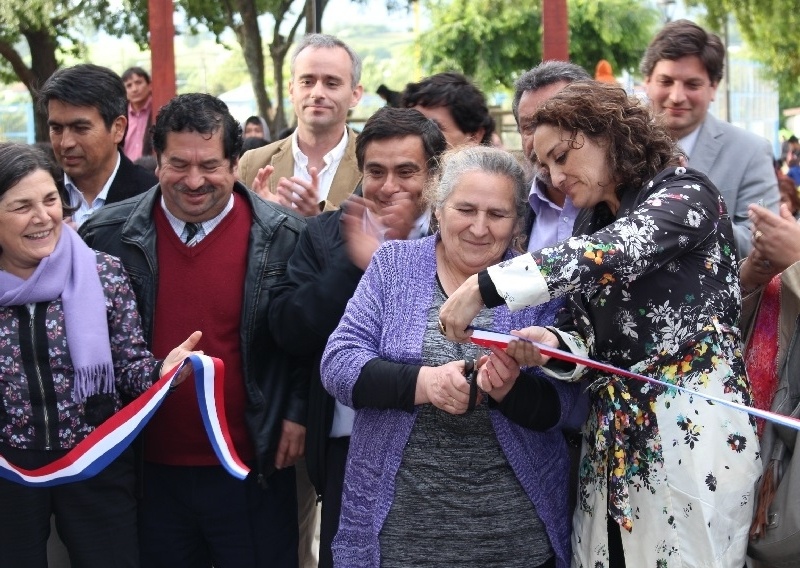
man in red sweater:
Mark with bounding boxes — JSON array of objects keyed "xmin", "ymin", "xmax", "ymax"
[{"xmin": 81, "ymin": 93, "xmax": 306, "ymax": 568}]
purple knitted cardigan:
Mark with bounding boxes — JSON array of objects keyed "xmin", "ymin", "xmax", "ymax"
[{"xmin": 321, "ymin": 235, "xmax": 576, "ymax": 568}]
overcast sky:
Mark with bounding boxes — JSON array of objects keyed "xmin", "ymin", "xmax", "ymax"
[{"xmin": 322, "ymin": 0, "xmax": 417, "ymax": 31}]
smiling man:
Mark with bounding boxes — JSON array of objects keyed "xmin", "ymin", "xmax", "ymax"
[
  {"xmin": 512, "ymin": 61, "xmax": 591, "ymax": 253},
  {"xmin": 38, "ymin": 64, "xmax": 157, "ymax": 228},
  {"xmin": 81, "ymin": 93, "xmax": 306, "ymax": 568},
  {"xmin": 267, "ymin": 106, "xmax": 446, "ymax": 568},
  {"xmin": 237, "ymin": 34, "xmax": 363, "ymax": 217},
  {"xmin": 641, "ymin": 19, "xmax": 778, "ymax": 258}
]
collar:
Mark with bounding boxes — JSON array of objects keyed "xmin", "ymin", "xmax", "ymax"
[
  {"xmin": 64, "ymin": 151, "xmax": 121, "ymax": 206},
  {"xmin": 528, "ymin": 177, "xmax": 565, "ymax": 215},
  {"xmin": 158, "ymin": 193, "xmax": 236, "ymax": 239},
  {"xmin": 128, "ymin": 95, "xmax": 152, "ymax": 117},
  {"xmin": 291, "ymin": 126, "xmax": 349, "ymax": 171},
  {"xmin": 677, "ymin": 124, "xmax": 703, "ymax": 160},
  {"xmin": 411, "ymin": 209, "xmax": 432, "ymax": 239}
]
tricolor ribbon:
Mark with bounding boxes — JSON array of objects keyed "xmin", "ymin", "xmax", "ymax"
[
  {"xmin": 529, "ymin": 339, "xmax": 800, "ymax": 432},
  {"xmin": 0, "ymin": 354, "xmax": 250, "ymax": 486}
]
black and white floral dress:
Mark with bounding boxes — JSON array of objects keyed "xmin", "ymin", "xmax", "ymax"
[{"xmin": 486, "ymin": 167, "xmax": 762, "ymax": 567}]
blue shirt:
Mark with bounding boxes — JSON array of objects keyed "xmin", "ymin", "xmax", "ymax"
[{"xmin": 527, "ymin": 177, "xmax": 578, "ymax": 252}]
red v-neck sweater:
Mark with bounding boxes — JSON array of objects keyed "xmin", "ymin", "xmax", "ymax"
[{"xmin": 145, "ymin": 194, "xmax": 255, "ymax": 465}]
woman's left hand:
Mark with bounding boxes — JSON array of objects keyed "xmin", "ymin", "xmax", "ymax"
[
  {"xmin": 160, "ymin": 331, "xmax": 203, "ymax": 384},
  {"xmin": 439, "ymin": 274, "xmax": 484, "ymax": 342},
  {"xmin": 477, "ymin": 347, "xmax": 521, "ymax": 403}
]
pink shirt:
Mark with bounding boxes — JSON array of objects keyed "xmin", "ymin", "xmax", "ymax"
[{"xmin": 123, "ymin": 96, "xmax": 152, "ymax": 162}]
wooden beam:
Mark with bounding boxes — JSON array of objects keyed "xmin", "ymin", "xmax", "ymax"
[
  {"xmin": 542, "ymin": 0, "xmax": 569, "ymax": 61},
  {"xmin": 148, "ymin": 0, "xmax": 177, "ymax": 113}
]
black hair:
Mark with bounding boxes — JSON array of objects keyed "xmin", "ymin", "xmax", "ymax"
[
  {"xmin": 151, "ymin": 93, "xmax": 243, "ymax": 163},
  {"xmin": 37, "ymin": 64, "xmax": 127, "ymax": 129},
  {"xmin": 239, "ymin": 136, "xmax": 270, "ymax": 158},
  {"xmin": 402, "ymin": 72, "xmax": 495, "ymax": 145},
  {"xmin": 512, "ymin": 61, "xmax": 591, "ymax": 124},
  {"xmin": 355, "ymin": 107, "xmax": 447, "ymax": 175},
  {"xmin": 121, "ymin": 66, "xmax": 151, "ymax": 84}
]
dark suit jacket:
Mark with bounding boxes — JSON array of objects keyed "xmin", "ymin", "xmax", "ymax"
[
  {"xmin": 688, "ymin": 113, "xmax": 778, "ymax": 259},
  {"xmin": 59, "ymin": 151, "xmax": 157, "ymax": 207},
  {"xmin": 267, "ymin": 207, "xmax": 363, "ymax": 495}
]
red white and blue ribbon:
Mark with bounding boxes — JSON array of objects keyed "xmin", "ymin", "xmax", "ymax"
[
  {"xmin": 0, "ymin": 354, "xmax": 250, "ymax": 487},
  {"xmin": 191, "ymin": 354, "xmax": 250, "ymax": 480},
  {"xmin": 529, "ymin": 338, "xmax": 800, "ymax": 432}
]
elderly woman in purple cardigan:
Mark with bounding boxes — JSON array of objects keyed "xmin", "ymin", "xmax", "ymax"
[{"xmin": 321, "ymin": 146, "xmax": 580, "ymax": 568}]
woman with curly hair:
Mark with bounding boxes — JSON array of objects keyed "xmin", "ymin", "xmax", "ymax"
[{"xmin": 439, "ymin": 82, "xmax": 761, "ymax": 567}]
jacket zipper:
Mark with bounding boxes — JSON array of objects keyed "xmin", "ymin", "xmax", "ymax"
[{"xmin": 28, "ymin": 304, "xmax": 51, "ymax": 450}]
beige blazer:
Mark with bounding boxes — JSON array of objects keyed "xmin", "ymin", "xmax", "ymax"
[{"xmin": 237, "ymin": 127, "xmax": 361, "ymax": 212}]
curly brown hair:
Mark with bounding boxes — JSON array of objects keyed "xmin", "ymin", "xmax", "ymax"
[{"xmin": 531, "ymin": 81, "xmax": 681, "ymax": 197}]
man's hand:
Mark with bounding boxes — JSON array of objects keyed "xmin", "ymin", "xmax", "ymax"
[
  {"xmin": 274, "ymin": 419, "xmax": 306, "ymax": 469},
  {"xmin": 380, "ymin": 190, "xmax": 417, "ymax": 240},
  {"xmin": 251, "ymin": 165, "xmax": 280, "ymax": 204},
  {"xmin": 749, "ymin": 202, "xmax": 800, "ymax": 273},
  {"xmin": 160, "ymin": 331, "xmax": 203, "ymax": 383},
  {"xmin": 275, "ymin": 167, "xmax": 321, "ymax": 217},
  {"xmin": 342, "ymin": 195, "xmax": 382, "ymax": 270}
]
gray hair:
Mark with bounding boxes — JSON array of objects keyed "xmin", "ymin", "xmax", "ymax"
[
  {"xmin": 512, "ymin": 61, "xmax": 591, "ymax": 124},
  {"xmin": 431, "ymin": 146, "xmax": 528, "ymax": 224},
  {"xmin": 291, "ymin": 33, "xmax": 362, "ymax": 88}
]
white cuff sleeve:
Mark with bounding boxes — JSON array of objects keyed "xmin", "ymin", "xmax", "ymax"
[
  {"xmin": 538, "ymin": 326, "xmax": 587, "ymax": 383},
  {"xmin": 486, "ymin": 253, "xmax": 551, "ymax": 312}
]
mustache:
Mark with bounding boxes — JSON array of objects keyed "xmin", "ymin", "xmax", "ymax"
[{"xmin": 173, "ymin": 184, "xmax": 215, "ymax": 195}]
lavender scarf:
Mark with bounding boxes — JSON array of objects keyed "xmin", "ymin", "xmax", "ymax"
[{"xmin": 0, "ymin": 224, "xmax": 114, "ymax": 402}]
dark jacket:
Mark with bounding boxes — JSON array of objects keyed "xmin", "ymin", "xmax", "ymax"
[
  {"xmin": 107, "ymin": 151, "xmax": 158, "ymax": 202},
  {"xmin": 58, "ymin": 151, "xmax": 157, "ymax": 207},
  {"xmin": 80, "ymin": 182, "xmax": 306, "ymax": 481},
  {"xmin": 268, "ymin": 207, "xmax": 364, "ymax": 495}
]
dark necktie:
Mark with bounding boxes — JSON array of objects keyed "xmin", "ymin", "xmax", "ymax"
[{"xmin": 184, "ymin": 222, "xmax": 200, "ymax": 245}]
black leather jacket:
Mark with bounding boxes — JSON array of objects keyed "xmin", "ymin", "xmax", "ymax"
[{"xmin": 80, "ymin": 182, "xmax": 306, "ymax": 481}]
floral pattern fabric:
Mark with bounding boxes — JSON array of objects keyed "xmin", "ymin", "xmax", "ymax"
[
  {"xmin": 0, "ymin": 252, "xmax": 158, "ymax": 450},
  {"xmin": 491, "ymin": 167, "xmax": 762, "ymax": 567}
]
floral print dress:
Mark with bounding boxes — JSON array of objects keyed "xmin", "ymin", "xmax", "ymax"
[{"xmin": 486, "ymin": 167, "xmax": 762, "ymax": 567}]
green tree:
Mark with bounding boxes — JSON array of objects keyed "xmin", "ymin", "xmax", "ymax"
[
  {"xmin": 170, "ymin": 0, "xmax": 326, "ymax": 133},
  {"xmin": 417, "ymin": 0, "xmax": 660, "ymax": 93},
  {"xmin": 0, "ymin": 0, "xmax": 153, "ymax": 141},
  {"xmin": 686, "ymin": 0, "xmax": 800, "ymax": 119},
  {"xmin": 0, "ymin": 0, "xmax": 108, "ymax": 141}
]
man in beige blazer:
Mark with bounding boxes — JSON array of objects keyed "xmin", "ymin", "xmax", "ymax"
[
  {"xmin": 238, "ymin": 34, "xmax": 363, "ymax": 567},
  {"xmin": 238, "ymin": 33, "xmax": 363, "ymax": 217}
]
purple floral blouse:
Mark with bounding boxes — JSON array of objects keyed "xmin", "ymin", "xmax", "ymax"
[{"xmin": 0, "ymin": 252, "xmax": 158, "ymax": 450}]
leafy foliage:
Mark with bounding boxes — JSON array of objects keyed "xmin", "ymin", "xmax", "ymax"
[
  {"xmin": 686, "ymin": 0, "xmax": 800, "ymax": 114},
  {"xmin": 417, "ymin": 0, "xmax": 660, "ymax": 92},
  {"xmin": 0, "ymin": 0, "xmax": 144, "ymax": 140},
  {"xmin": 568, "ymin": 0, "xmax": 660, "ymax": 77},
  {"xmin": 418, "ymin": 0, "xmax": 540, "ymax": 90}
]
